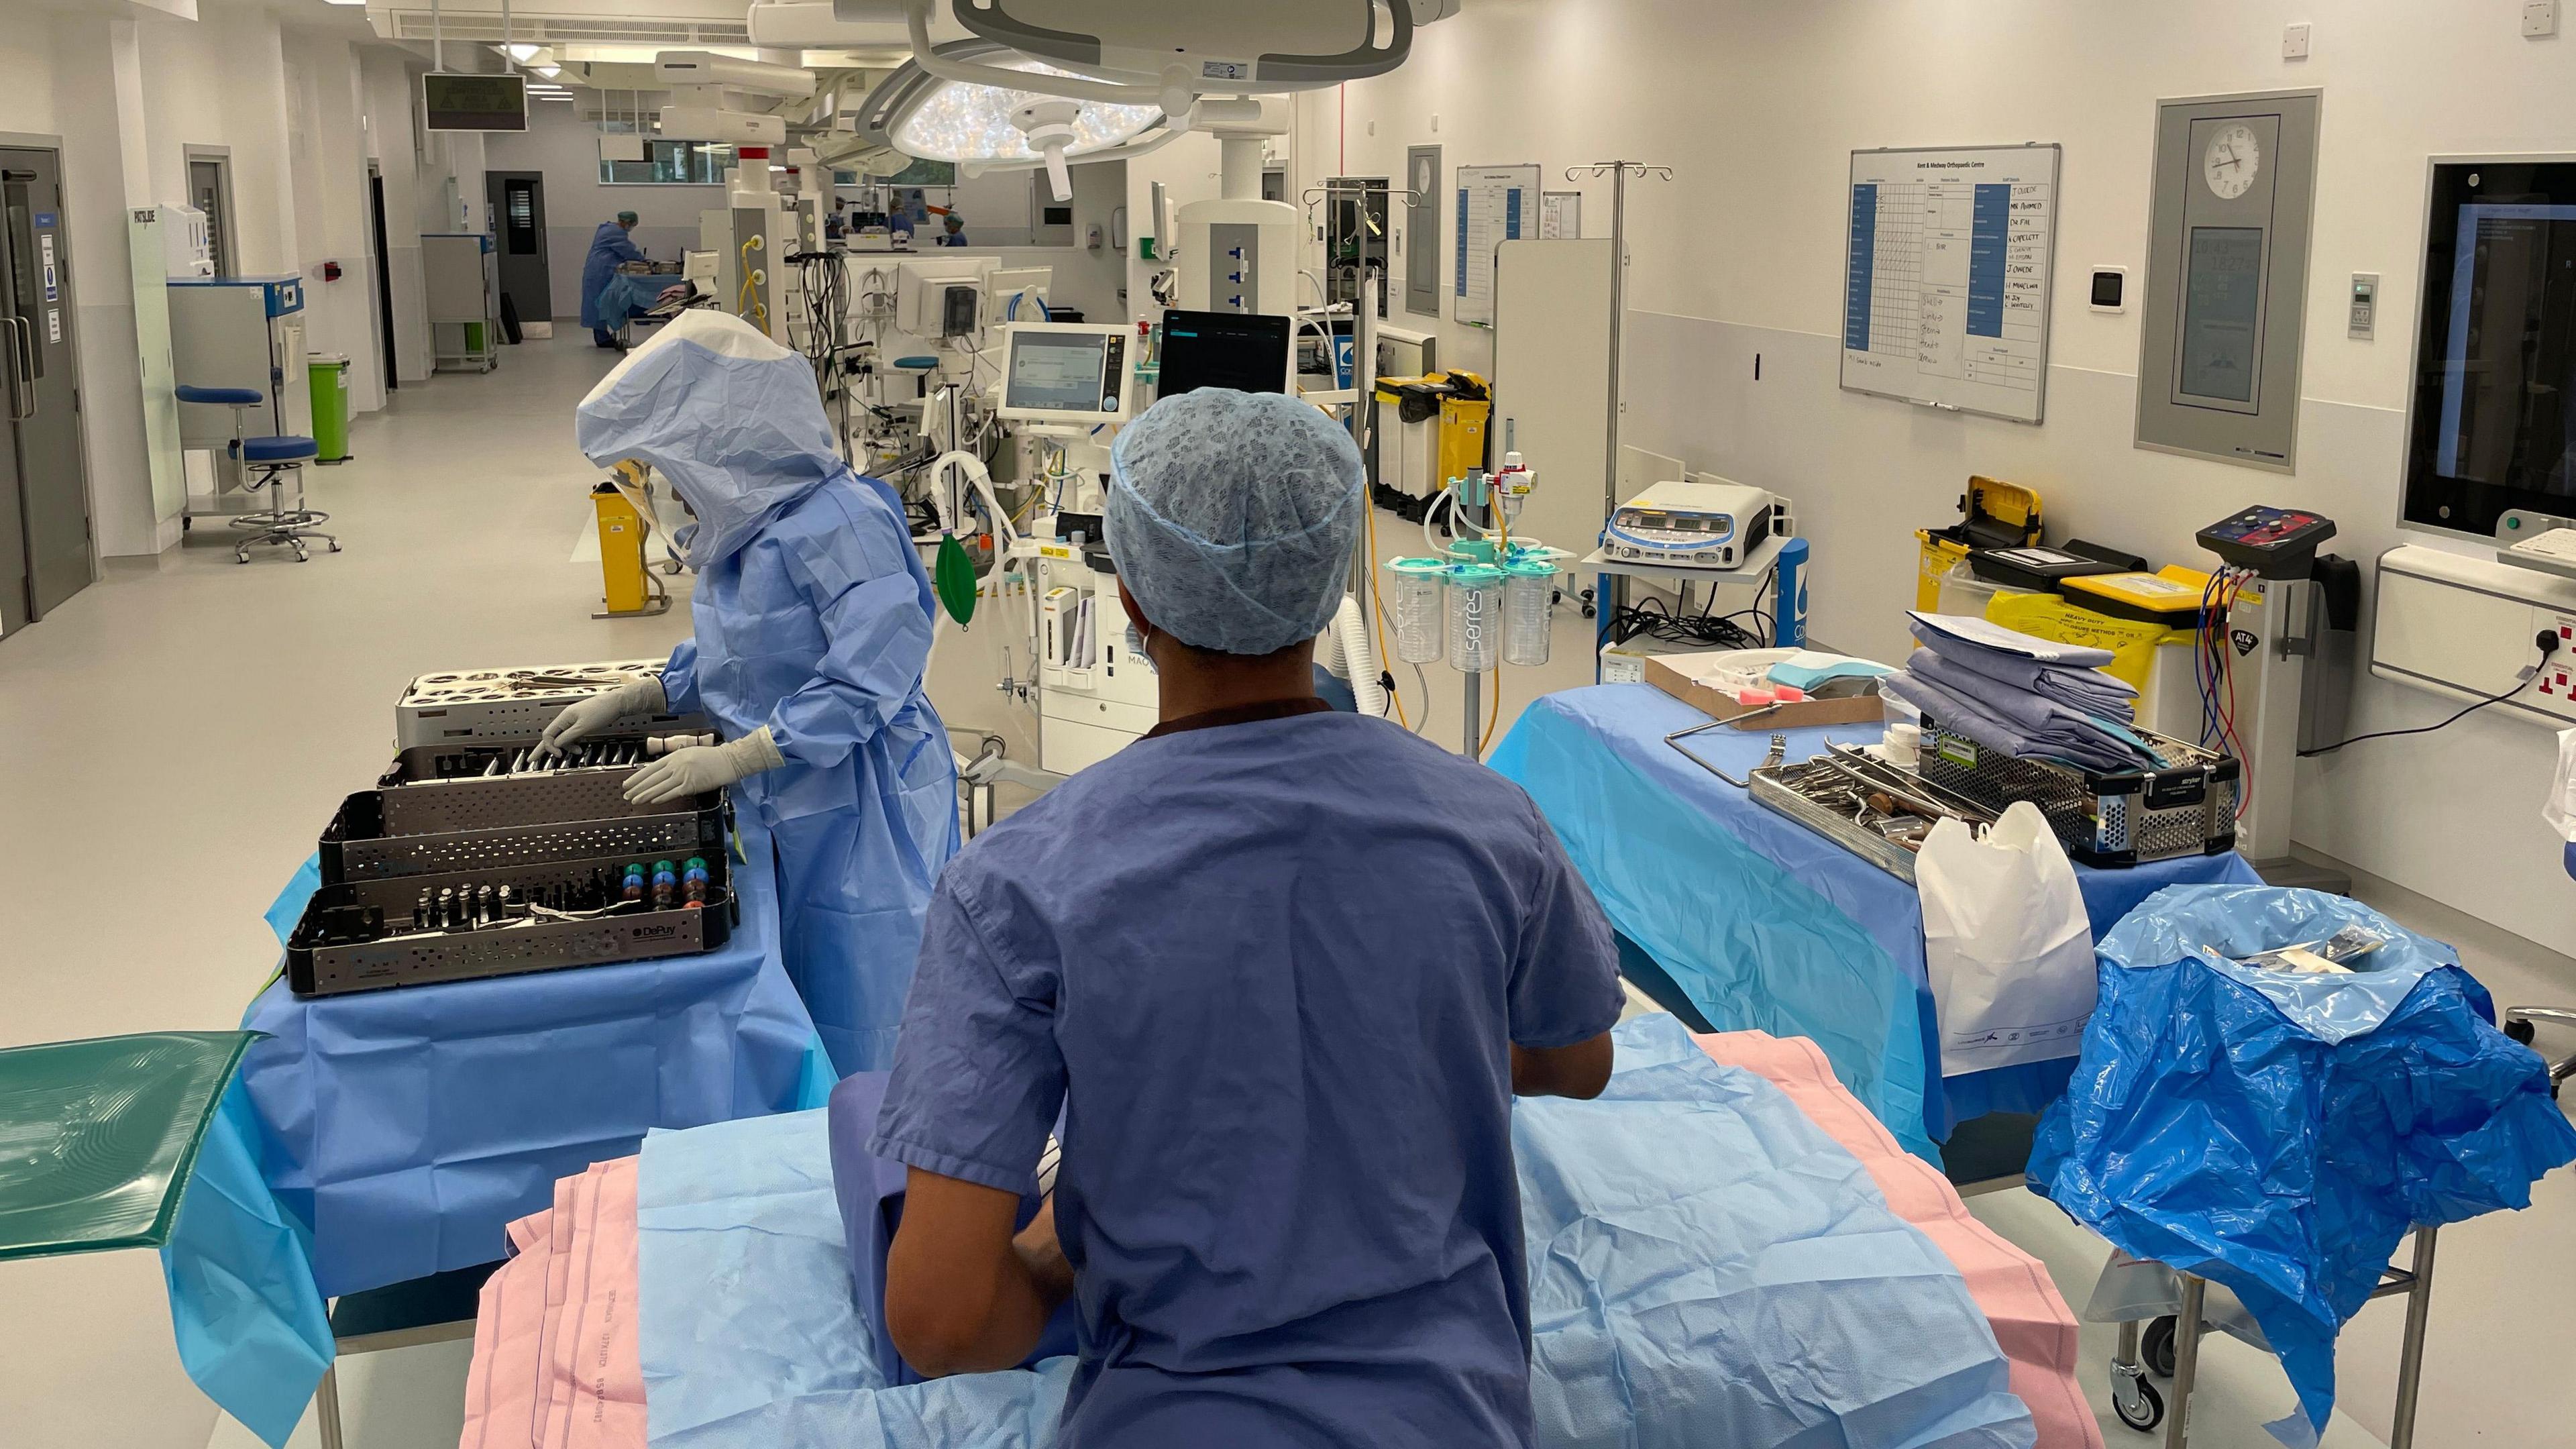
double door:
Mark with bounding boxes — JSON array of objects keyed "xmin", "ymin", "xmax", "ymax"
[{"xmin": 0, "ymin": 145, "xmax": 91, "ymax": 636}]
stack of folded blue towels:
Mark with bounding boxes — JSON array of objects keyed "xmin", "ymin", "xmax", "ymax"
[{"xmin": 1882, "ymin": 611, "xmax": 2163, "ymax": 772}]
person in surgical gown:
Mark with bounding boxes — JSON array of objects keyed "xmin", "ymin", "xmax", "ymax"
[
  {"xmin": 541, "ymin": 309, "xmax": 959, "ymax": 1073},
  {"xmin": 580, "ymin": 211, "xmax": 645, "ymax": 349},
  {"xmin": 867, "ymin": 388, "xmax": 1625, "ymax": 1447}
]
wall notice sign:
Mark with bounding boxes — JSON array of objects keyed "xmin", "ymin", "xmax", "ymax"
[
  {"xmin": 40, "ymin": 233, "xmax": 57, "ymax": 302},
  {"xmin": 48, "ymin": 309, "xmax": 60, "ymax": 343},
  {"xmin": 1841, "ymin": 143, "xmax": 2061, "ymax": 424},
  {"xmin": 1541, "ymin": 191, "xmax": 1582, "ymax": 239},
  {"xmin": 1454, "ymin": 163, "xmax": 1540, "ymax": 327}
]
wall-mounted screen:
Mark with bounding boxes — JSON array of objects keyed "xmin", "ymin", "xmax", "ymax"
[
  {"xmin": 2402, "ymin": 160, "xmax": 2576, "ymax": 538},
  {"xmin": 423, "ymin": 74, "xmax": 527, "ymax": 133}
]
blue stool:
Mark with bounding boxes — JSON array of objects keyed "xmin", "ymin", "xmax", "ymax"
[{"xmin": 176, "ymin": 385, "xmax": 339, "ymax": 563}]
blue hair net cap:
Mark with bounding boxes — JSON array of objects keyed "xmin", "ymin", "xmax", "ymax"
[
  {"xmin": 575, "ymin": 310, "xmax": 843, "ymax": 568},
  {"xmin": 1105, "ymin": 388, "xmax": 1365, "ymax": 655}
]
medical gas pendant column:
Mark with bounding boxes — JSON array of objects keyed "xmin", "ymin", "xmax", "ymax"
[{"xmin": 1173, "ymin": 100, "xmax": 1301, "ymax": 317}]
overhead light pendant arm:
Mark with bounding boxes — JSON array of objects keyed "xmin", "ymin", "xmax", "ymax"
[{"xmin": 902, "ymin": 0, "xmax": 1181, "ymax": 113}]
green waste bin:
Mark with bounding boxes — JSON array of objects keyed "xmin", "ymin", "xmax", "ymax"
[{"xmin": 308, "ymin": 353, "xmax": 352, "ymax": 464}]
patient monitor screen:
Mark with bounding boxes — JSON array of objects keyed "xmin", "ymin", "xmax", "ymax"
[
  {"xmin": 1157, "ymin": 311, "xmax": 1292, "ymax": 398},
  {"xmin": 1005, "ymin": 330, "xmax": 1128, "ymax": 419}
]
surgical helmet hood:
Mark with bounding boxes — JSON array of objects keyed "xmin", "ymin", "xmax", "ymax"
[
  {"xmin": 1104, "ymin": 388, "xmax": 1364, "ymax": 656},
  {"xmin": 576, "ymin": 310, "xmax": 842, "ymax": 568}
]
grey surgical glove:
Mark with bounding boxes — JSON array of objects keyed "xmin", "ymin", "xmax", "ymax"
[
  {"xmin": 623, "ymin": 728, "xmax": 786, "ymax": 805},
  {"xmin": 538, "ymin": 676, "xmax": 667, "ymax": 758}
]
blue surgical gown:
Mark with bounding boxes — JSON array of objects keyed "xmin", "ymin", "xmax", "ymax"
[
  {"xmin": 663, "ymin": 471, "xmax": 960, "ymax": 1074},
  {"xmin": 580, "ymin": 221, "xmax": 647, "ymax": 331},
  {"xmin": 871, "ymin": 710, "xmax": 1625, "ymax": 1448}
]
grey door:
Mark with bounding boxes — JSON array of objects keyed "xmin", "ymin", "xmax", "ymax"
[
  {"xmin": 0, "ymin": 148, "xmax": 91, "ymax": 626},
  {"xmin": 488, "ymin": 172, "xmax": 551, "ymax": 331}
]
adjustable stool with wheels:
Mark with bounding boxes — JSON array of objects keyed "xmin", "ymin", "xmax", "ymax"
[{"xmin": 175, "ymin": 384, "xmax": 339, "ymax": 563}]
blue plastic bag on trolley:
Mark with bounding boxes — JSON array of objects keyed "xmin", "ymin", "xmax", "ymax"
[{"xmin": 2029, "ymin": 885, "xmax": 2576, "ymax": 1446}]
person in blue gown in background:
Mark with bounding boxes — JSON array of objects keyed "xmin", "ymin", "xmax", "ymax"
[
  {"xmin": 541, "ymin": 310, "xmax": 960, "ymax": 1073},
  {"xmin": 580, "ymin": 211, "xmax": 646, "ymax": 349}
]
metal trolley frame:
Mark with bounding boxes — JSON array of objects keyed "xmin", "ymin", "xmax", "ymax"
[{"xmin": 2106, "ymin": 1225, "xmax": 2440, "ymax": 1446}]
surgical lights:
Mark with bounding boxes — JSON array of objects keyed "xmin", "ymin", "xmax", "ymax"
[
  {"xmin": 889, "ymin": 58, "xmax": 1157, "ymax": 165},
  {"xmin": 864, "ymin": 43, "xmax": 1173, "ymax": 199}
]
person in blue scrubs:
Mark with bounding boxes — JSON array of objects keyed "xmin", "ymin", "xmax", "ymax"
[
  {"xmin": 540, "ymin": 310, "xmax": 960, "ymax": 1073},
  {"xmin": 869, "ymin": 388, "xmax": 1625, "ymax": 1446},
  {"xmin": 934, "ymin": 212, "xmax": 969, "ymax": 246},
  {"xmin": 580, "ymin": 211, "xmax": 645, "ymax": 349}
]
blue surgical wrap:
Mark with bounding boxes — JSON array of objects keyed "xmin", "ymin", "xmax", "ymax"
[
  {"xmin": 638, "ymin": 1108, "xmax": 1074, "ymax": 1448},
  {"xmin": 1518, "ymin": 1016, "xmax": 2035, "ymax": 1449},
  {"xmin": 2031, "ymin": 886, "xmax": 2576, "ymax": 1446},
  {"xmin": 231, "ymin": 811, "xmax": 826, "ymax": 1297},
  {"xmin": 592, "ymin": 270, "xmax": 671, "ymax": 333},
  {"xmin": 158, "ymin": 1081, "xmax": 335, "ymax": 1449},
  {"xmin": 1489, "ymin": 686, "xmax": 2259, "ymax": 1157},
  {"xmin": 636, "ymin": 1017, "xmax": 2035, "ymax": 1449}
]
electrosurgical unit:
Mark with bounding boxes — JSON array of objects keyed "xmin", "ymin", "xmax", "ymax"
[{"xmin": 1604, "ymin": 478, "xmax": 1790, "ymax": 571}]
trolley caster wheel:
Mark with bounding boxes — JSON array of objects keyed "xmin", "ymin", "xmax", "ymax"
[
  {"xmin": 2112, "ymin": 1376, "xmax": 2165, "ymax": 1433},
  {"xmin": 329, "ymin": 540, "xmax": 343, "ymax": 553},
  {"xmin": 235, "ymin": 553, "xmax": 250, "ymax": 565},
  {"xmin": 2506, "ymin": 1017, "xmax": 2536, "ymax": 1046},
  {"xmin": 2142, "ymin": 1316, "xmax": 2178, "ymax": 1378},
  {"xmin": 1580, "ymin": 604, "xmax": 1597, "ymax": 619}
]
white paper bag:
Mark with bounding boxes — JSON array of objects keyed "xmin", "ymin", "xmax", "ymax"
[
  {"xmin": 2544, "ymin": 728, "xmax": 2576, "ymax": 844},
  {"xmin": 1918, "ymin": 802, "xmax": 2097, "ymax": 1074}
]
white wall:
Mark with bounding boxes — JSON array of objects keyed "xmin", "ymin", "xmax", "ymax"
[
  {"xmin": 286, "ymin": 30, "xmax": 388, "ymax": 414},
  {"xmin": 361, "ymin": 45, "xmax": 433, "ymax": 384},
  {"xmin": 1309, "ymin": 0, "xmax": 2576, "ymax": 962},
  {"xmin": 46, "ymin": 11, "xmax": 162, "ymax": 559}
]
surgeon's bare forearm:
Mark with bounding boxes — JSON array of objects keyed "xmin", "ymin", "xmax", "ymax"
[
  {"xmin": 885, "ymin": 1169, "xmax": 1074, "ymax": 1377},
  {"xmin": 1511, "ymin": 1031, "xmax": 1615, "ymax": 1099}
]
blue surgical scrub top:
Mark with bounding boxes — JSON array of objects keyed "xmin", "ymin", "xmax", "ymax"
[{"xmin": 871, "ymin": 706, "xmax": 1624, "ymax": 1448}]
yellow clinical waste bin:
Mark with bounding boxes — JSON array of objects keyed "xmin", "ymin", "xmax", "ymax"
[
  {"xmin": 590, "ymin": 472, "xmax": 668, "ymax": 619},
  {"xmin": 1915, "ymin": 475, "xmax": 2042, "ymax": 611}
]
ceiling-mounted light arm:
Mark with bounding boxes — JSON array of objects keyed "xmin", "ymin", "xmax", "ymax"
[
  {"xmin": 1012, "ymin": 97, "xmax": 1081, "ymax": 203},
  {"xmin": 902, "ymin": 0, "xmax": 1171, "ymax": 111}
]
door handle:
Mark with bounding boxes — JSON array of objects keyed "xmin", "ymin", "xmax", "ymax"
[
  {"xmin": 0, "ymin": 317, "xmax": 25, "ymax": 422},
  {"xmin": 12, "ymin": 315, "xmax": 36, "ymax": 420}
]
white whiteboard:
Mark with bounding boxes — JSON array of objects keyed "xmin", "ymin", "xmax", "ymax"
[
  {"xmin": 1493, "ymin": 239, "xmax": 1615, "ymax": 553},
  {"xmin": 1839, "ymin": 144, "xmax": 2060, "ymax": 424},
  {"xmin": 1454, "ymin": 164, "xmax": 1541, "ymax": 327}
]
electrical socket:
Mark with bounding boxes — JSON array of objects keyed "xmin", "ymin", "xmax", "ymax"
[
  {"xmin": 2283, "ymin": 21, "xmax": 2312, "ymax": 59},
  {"xmin": 2527, "ymin": 0, "xmax": 2560, "ymax": 38}
]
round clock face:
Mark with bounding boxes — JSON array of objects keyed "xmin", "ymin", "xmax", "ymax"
[{"xmin": 2204, "ymin": 123, "xmax": 2261, "ymax": 201}]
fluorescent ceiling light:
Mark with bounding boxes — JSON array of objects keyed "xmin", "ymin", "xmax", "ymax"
[
  {"xmin": 321, "ymin": 0, "xmax": 368, "ymax": 7},
  {"xmin": 557, "ymin": 44, "xmax": 761, "ymax": 65},
  {"xmin": 503, "ymin": 43, "xmax": 543, "ymax": 63},
  {"xmin": 890, "ymin": 59, "xmax": 1156, "ymax": 164}
]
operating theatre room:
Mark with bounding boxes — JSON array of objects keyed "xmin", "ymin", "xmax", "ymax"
[{"xmin": 6, "ymin": 2, "xmax": 2576, "ymax": 1448}]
